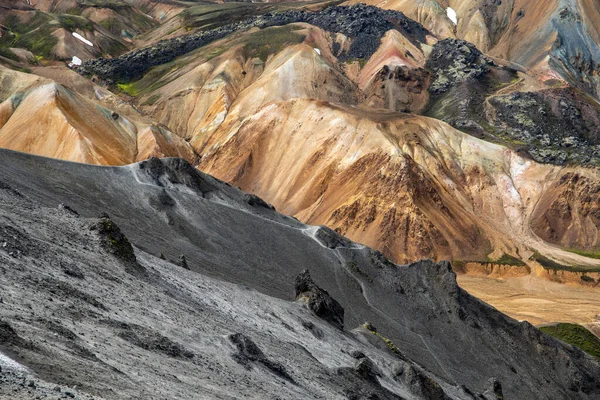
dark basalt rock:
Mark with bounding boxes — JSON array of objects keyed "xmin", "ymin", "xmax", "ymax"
[
  {"xmin": 90, "ymin": 214, "xmax": 137, "ymax": 265},
  {"xmin": 294, "ymin": 269, "xmax": 344, "ymax": 329},
  {"xmin": 115, "ymin": 322, "xmax": 194, "ymax": 359},
  {"xmin": 229, "ymin": 333, "xmax": 294, "ymax": 382},
  {"xmin": 243, "ymin": 193, "xmax": 275, "ymax": 210},
  {"xmin": 481, "ymin": 378, "xmax": 504, "ymax": 400},
  {"xmin": 426, "ymin": 39, "xmax": 493, "ymax": 94},
  {"xmin": 313, "ymin": 226, "xmax": 353, "ymax": 249},
  {"xmin": 488, "ymin": 89, "xmax": 600, "ymax": 165},
  {"xmin": 337, "ymin": 356, "xmax": 403, "ymax": 400},
  {"xmin": 138, "ymin": 157, "xmax": 217, "ymax": 196},
  {"xmin": 393, "ymin": 363, "xmax": 450, "ymax": 400}
]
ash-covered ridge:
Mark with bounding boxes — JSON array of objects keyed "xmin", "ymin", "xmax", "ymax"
[{"xmin": 0, "ymin": 149, "xmax": 599, "ymax": 399}]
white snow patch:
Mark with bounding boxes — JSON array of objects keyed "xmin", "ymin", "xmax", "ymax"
[
  {"xmin": 446, "ymin": 7, "xmax": 458, "ymax": 25},
  {"xmin": 73, "ymin": 32, "xmax": 93, "ymax": 47},
  {"xmin": 71, "ymin": 55, "xmax": 82, "ymax": 66},
  {"xmin": 314, "ymin": 48, "xmax": 321, "ymax": 55}
]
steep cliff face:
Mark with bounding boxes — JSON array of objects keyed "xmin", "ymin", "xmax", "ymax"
[{"xmin": 531, "ymin": 172, "xmax": 600, "ymax": 251}]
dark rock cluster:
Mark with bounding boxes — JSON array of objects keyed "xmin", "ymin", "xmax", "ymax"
[
  {"xmin": 294, "ymin": 269, "xmax": 345, "ymax": 329},
  {"xmin": 426, "ymin": 39, "xmax": 494, "ymax": 94},
  {"xmin": 489, "ymin": 89, "xmax": 600, "ymax": 165},
  {"xmin": 228, "ymin": 333, "xmax": 295, "ymax": 383}
]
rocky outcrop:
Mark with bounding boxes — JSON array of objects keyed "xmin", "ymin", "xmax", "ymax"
[
  {"xmin": 426, "ymin": 38, "xmax": 494, "ymax": 94},
  {"xmin": 294, "ymin": 269, "xmax": 345, "ymax": 329}
]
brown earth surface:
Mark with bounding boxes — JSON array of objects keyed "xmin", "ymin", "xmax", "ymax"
[{"xmin": 458, "ymin": 272, "xmax": 600, "ymax": 326}]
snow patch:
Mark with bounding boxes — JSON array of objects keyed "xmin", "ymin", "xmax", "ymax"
[
  {"xmin": 70, "ymin": 55, "xmax": 82, "ymax": 66},
  {"xmin": 314, "ymin": 48, "xmax": 321, "ymax": 55},
  {"xmin": 73, "ymin": 32, "xmax": 93, "ymax": 47},
  {"xmin": 446, "ymin": 7, "xmax": 458, "ymax": 25}
]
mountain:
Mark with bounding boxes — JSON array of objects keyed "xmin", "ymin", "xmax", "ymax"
[
  {"xmin": 346, "ymin": 0, "xmax": 600, "ymax": 101},
  {"xmin": 76, "ymin": 5, "xmax": 600, "ymax": 268},
  {"xmin": 0, "ymin": 149, "xmax": 599, "ymax": 399},
  {"xmin": 0, "ymin": 66, "xmax": 195, "ymax": 164},
  {"xmin": 0, "ymin": 2, "xmax": 600, "ymax": 397}
]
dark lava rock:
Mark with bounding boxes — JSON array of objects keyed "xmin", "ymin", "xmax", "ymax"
[
  {"xmin": 117, "ymin": 323, "xmax": 194, "ymax": 359},
  {"xmin": 178, "ymin": 255, "xmax": 189, "ymax": 270},
  {"xmin": 488, "ymin": 89, "xmax": 600, "ymax": 165},
  {"xmin": 337, "ymin": 356, "xmax": 403, "ymax": 400},
  {"xmin": 481, "ymin": 378, "xmax": 504, "ymax": 400},
  {"xmin": 229, "ymin": 333, "xmax": 294, "ymax": 382},
  {"xmin": 243, "ymin": 193, "xmax": 275, "ymax": 210},
  {"xmin": 313, "ymin": 226, "xmax": 353, "ymax": 249},
  {"xmin": 393, "ymin": 363, "xmax": 450, "ymax": 400},
  {"xmin": 90, "ymin": 215, "xmax": 137, "ymax": 265},
  {"xmin": 426, "ymin": 39, "xmax": 493, "ymax": 94},
  {"xmin": 138, "ymin": 157, "xmax": 216, "ymax": 196},
  {"xmin": 294, "ymin": 269, "xmax": 344, "ymax": 329}
]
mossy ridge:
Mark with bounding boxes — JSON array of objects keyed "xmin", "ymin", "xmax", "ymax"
[
  {"xmin": 489, "ymin": 253, "xmax": 526, "ymax": 266},
  {"xmin": 361, "ymin": 323, "xmax": 402, "ymax": 355},
  {"xmin": 540, "ymin": 323, "xmax": 600, "ymax": 360},
  {"xmin": 58, "ymin": 14, "xmax": 92, "ymax": 31},
  {"xmin": 567, "ymin": 248, "xmax": 600, "ymax": 260},
  {"xmin": 123, "ymin": 25, "xmax": 304, "ymax": 96},
  {"xmin": 530, "ymin": 251, "xmax": 600, "ymax": 273},
  {"xmin": 183, "ymin": 0, "xmax": 340, "ymax": 31},
  {"xmin": 241, "ymin": 25, "xmax": 305, "ymax": 62}
]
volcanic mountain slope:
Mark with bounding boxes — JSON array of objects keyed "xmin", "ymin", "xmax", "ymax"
[
  {"xmin": 345, "ymin": 0, "xmax": 600, "ymax": 101},
  {"xmin": 196, "ymin": 97, "xmax": 600, "ymax": 268},
  {"xmin": 79, "ymin": 4, "xmax": 598, "ymax": 268},
  {"xmin": 0, "ymin": 66, "xmax": 195, "ymax": 164},
  {"xmin": 0, "ymin": 149, "xmax": 599, "ymax": 399}
]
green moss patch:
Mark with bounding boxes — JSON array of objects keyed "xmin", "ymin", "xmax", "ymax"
[
  {"xmin": 540, "ymin": 323, "xmax": 600, "ymax": 360},
  {"xmin": 530, "ymin": 251, "xmax": 600, "ymax": 273},
  {"xmin": 567, "ymin": 248, "xmax": 600, "ymax": 260},
  {"xmin": 491, "ymin": 253, "xmax": 526, "ymax": 266}
]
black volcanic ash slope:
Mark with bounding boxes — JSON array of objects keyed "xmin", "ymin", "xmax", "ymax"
[{"xmin": 0, "ymin": 149, "xmax": 599, "ymax": 399}]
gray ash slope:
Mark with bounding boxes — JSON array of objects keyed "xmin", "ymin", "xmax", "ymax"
[{"xmin": 0, "ymin": 149, "xmax": 599, "ymax": 399}]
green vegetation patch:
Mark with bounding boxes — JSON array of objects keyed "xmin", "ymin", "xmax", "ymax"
[
  {"xmin": 58, "ymin": 14, "xmax": 92, "ymax": 31},
  {"xmin": 491, "ymin": 253, "xmax": 526, "ymax": 266},
  {"xmin": 567, "ymin": 248, "xmax": 600, "ymax": 260},
  {"xmin": 117, "ymin": 82, "xmax": 141, "ymax": 96},
  {"xmin": 241, "ymin": 25, "xmax": 305, "ymax": 62},
  {"xmin": 361, "ymin": 323, "xmax": 402, "ymax": 355},
  {"xmin": 2, "ymin": 12, "xmax": 58, "ymax": 59},
  {"xmin": 540, "ymin": 323, "xmax": 600, "ymax": 360},
  {"xmin": 530, "ymin": 251, "xmax": 600, "ymax": 273}
]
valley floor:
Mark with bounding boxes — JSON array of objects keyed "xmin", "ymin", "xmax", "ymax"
[{"xmin": 458, "ymin": 273, "xmax": 600, "ymax": 327}]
